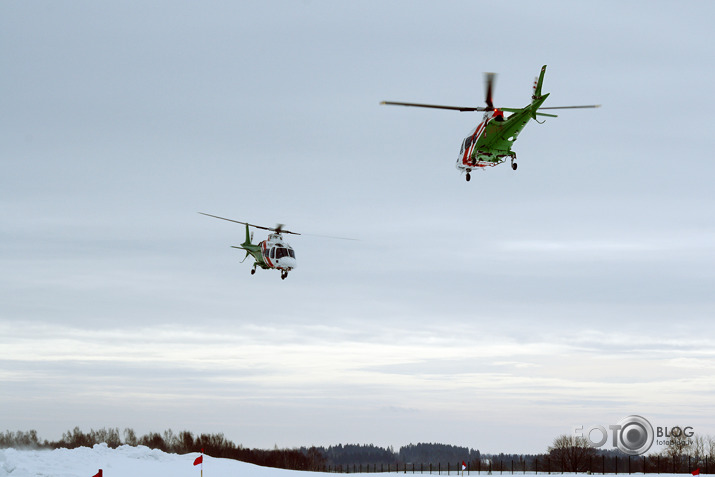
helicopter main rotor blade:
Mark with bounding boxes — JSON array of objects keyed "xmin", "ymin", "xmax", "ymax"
[
  {"xmin": 537, "ymin": 105, "xmax": 601, "ymax": 110},
  {"xmin": 484, "ymin": 72, "xmax": 496, "ymax": 110},
  {"xmin": 199, "ymin": 212, "xmax": 300, "ymax": 235},
  {"xmin": 380, "ymin": 101, "xmax": 488, "ymax": 112},
  {"xmin": 302, "ymin": 232, "xmax": 359, "ymax": 241}
]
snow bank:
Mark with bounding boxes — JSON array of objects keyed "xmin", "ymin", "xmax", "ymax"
[{"xmin": 0, "ymin": 443, "xmax": 323, "ymax": 477}]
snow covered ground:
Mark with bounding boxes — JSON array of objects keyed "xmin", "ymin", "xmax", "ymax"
[
  {"xmin": 0, "ymin": 444, "xmax": 317, "ymax": 477},
  {"xmin": 0, "ymin": 444, "xmax": 697, "ymax": 477}
]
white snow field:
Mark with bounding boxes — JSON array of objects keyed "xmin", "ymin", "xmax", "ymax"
[
  {"xmin": 0, "ymin": 444, "xmax": 698, "ymax": 477},
  {"xmin": 0, "ymin": 443, "xmax": 319, "ymax": 477}
]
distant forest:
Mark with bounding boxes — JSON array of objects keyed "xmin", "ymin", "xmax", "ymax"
[{"xmin": 2, "ymin": 427, "xmax": 698, "ymax": 473}]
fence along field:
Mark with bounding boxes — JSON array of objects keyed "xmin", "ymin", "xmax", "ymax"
[{"xmin": 321, "ymin": 454, "xmax": 710, "ymax": 474}]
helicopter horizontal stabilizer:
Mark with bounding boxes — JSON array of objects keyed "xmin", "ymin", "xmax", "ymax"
[
  {"xmin": 231, "ymin": 245, "xmax": 251, "ymax": 263},
  {"xmin": 501, "ymin": 107, "xmax": 558, "ymax": 118}
]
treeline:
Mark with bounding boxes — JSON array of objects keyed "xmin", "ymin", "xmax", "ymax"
[
  {"xmin": 400, "ymin": 443, "xmax": 481, "ymax": 465},
  {"xmin": 316, "ymin": 443, "xmax": 397, "ymax": 466},
  {"xmin": 0, "ymin": 430, "xmax": 547, "ymax": 471},
  {"xmin": 1, "ymin": 429, "xmax": 485, "ymax": 470},
  {"xmin": 0, "ymin": 428, "xmax": 324, "ymax": 471},
  {"xmin": 310, "ymin": 442, "xmax": 481, "ymax": 467},
  {"xmin": 5, "ymin": 428, "xmax": 677, "ymax": 474}
]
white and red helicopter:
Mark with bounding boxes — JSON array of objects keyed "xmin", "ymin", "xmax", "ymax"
[
  {"xmin": 200, "ymin": 213, "xmax": 298, "ymax": 279},
  {"xmin": 200, "ymin": 212, "xmax": 355, "ymax": 280}
]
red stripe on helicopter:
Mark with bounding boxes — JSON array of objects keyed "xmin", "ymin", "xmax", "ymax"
[
  {"xmin": 462, "ymin": 119, "xmax": 488, "ymax": 166},
  {"xmin": 261, "ymin": 241, "xmax": 274, "ymax": 268}
]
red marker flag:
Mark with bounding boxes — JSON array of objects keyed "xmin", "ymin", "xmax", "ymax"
[
  {"xmin": 692, "ymin": 469, "xmax": 700, "ymax": 476},
  {"xmin": 462, "ymin": 461, "xmax": 467, "ymax": 471},
  {"xmin": 194, "ymin": 455, "xmax": 203, "ymax": 466},
  {"xmin": 92, "ymin": 470, "xmax": 102, "ymax": 477}
]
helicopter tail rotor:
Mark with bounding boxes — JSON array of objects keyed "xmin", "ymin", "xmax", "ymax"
[{"xmin": 533, "ymin": 65, "xmax": 547, "ymax": 99}]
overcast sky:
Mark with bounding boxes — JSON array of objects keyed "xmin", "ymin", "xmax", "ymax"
[{"xmin": 2, "ymin": 1, "xmax": 715, "ymax": 454}]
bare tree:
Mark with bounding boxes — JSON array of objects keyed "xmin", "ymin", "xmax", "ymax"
[
  {"xmin": 123, "ymin": 428, "xmax": 138, "ymax": 446},
  {"xmin": 707, "ymin": 435, "xmax": 715, "ymax": 462},
  {"xmin": 548, "ymin": 434, "xmax": 596, "ymax": 472},
  {"xmin": 692, "ymin": 435, "xmax": 706, "ymax": 464},
  {"xmin": 682, "ymin": 433, "xmax": 715, "ymax": 468},
  {"xmin": 661, "ymin": 426, "xmax": 693, "ymax": 472}
]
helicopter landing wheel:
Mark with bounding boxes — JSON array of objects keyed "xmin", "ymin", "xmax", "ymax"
[
  {"xmin": 281, "ymin": 271, "xmax": 288, "ymax": 280},
  {"xmin": 511, "ymin": 161, "xmax": 518, "ymax": 171},
  {"xmin": 466, "ymin": 172, "xmax": 471, "ymax": 182},
  {"xmin": 250, "ymin": 268, "xmax": 256, "ymax": 275}
]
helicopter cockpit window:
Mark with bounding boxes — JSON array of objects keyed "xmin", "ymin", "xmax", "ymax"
[
  {"xmin": 464, "ymin": 136, "xmax": 473, "ymax": 149},
  {"xmin": 270, "ymin": 248, "xmax": 275, "ymax": 259},
  {"xmin": 288, "ymin": 248, "xmax": 295, "ymax": 258},
  {"xmin": 275, "ymin": 246, "xmax": 292, "ymax": 259}
]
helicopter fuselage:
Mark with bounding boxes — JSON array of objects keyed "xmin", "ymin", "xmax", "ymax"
[
  {"xmin": 457, "ymin": 93, "xmax": 549, "ymax": 173},
  {"xmin": 236, "ymin": 230, "xmax": 296, "ymax": 274},
  {"xmin": 258, "ymin": 233, "xmax": 296, "ymax": 271}
]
